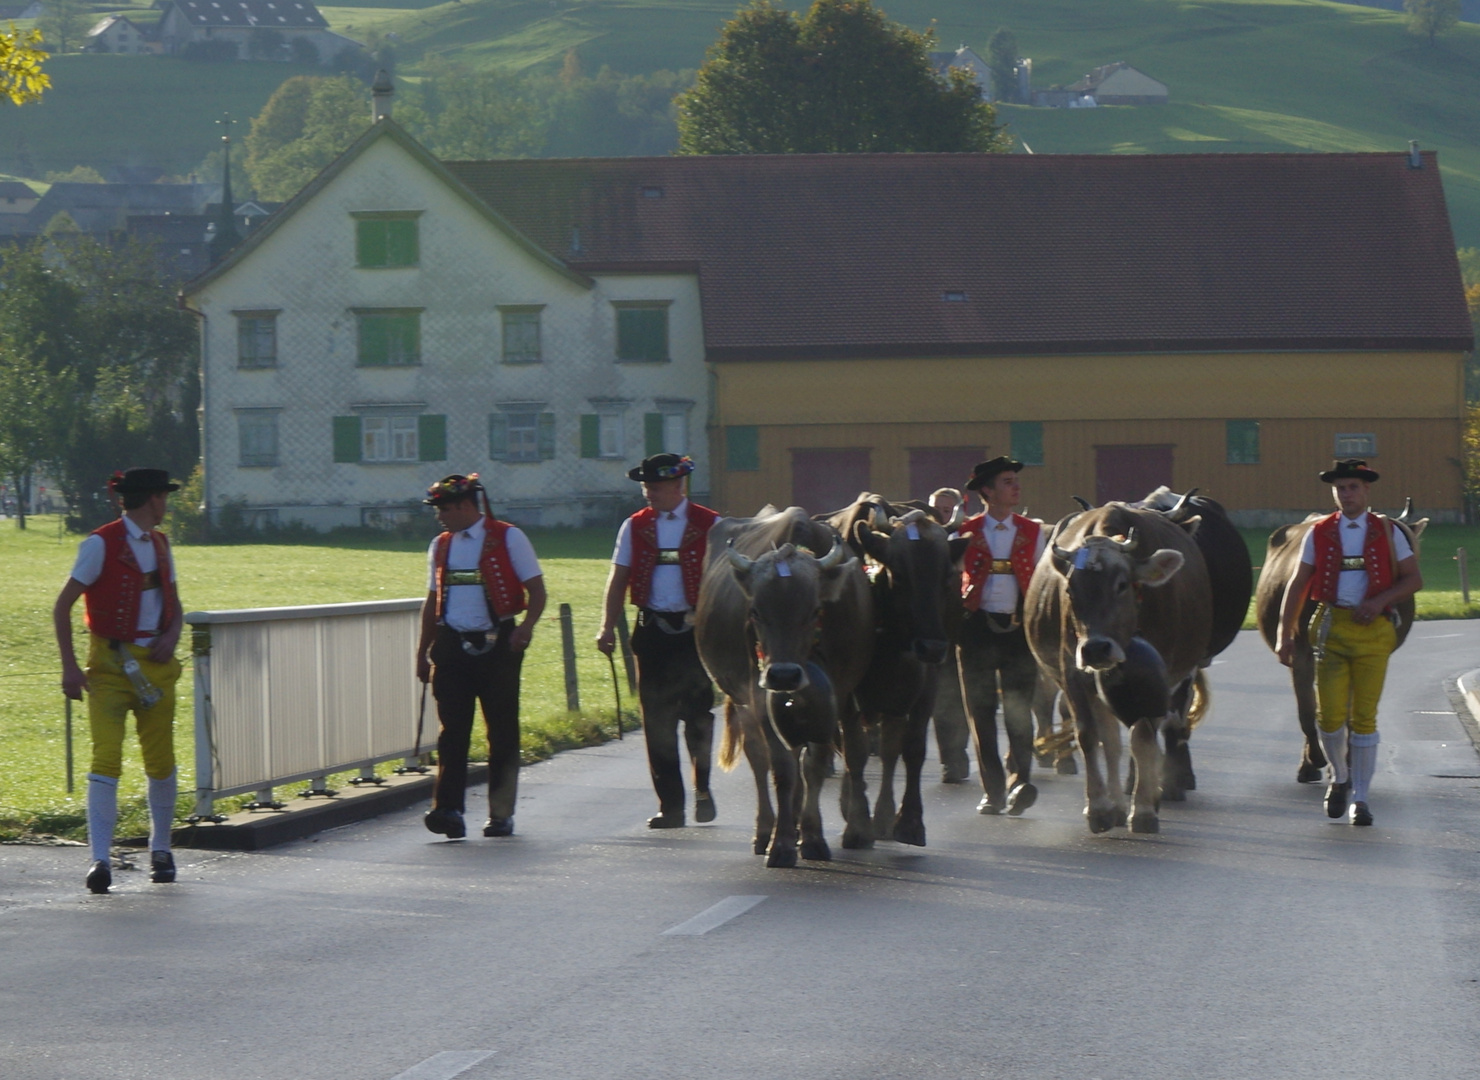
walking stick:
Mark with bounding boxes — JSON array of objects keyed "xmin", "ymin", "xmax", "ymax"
[
  {"xmin": 413, "ymin": 679, "xmax": 429, "ymax": 764},
  {"xmin": 607, "ymin": 650, "xmax": 624, "ymax": 740},
  {"xmin": 65, "ymin": 697, "xmax": 74, "ymax": 794}
]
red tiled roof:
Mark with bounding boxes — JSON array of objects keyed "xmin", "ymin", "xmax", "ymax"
[{"xmin": 444, "ymin": 151, "xmax": 1473, "ymax": 360}]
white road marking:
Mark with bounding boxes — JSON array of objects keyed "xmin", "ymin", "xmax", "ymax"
[
  {"xmin": 390, "ymin": 1051, "xmax": 496, "ymax": 1080},
  {"xmin": 1416, "ymin": 633, "xmax": 1463, "ymax": 639},
  {"xmin": 1413, "ymin": 711, "xmax": 1456, "ymax": 715},
  {"xmin": 662, "ymin": 895, "xmax": 767, "ymax": 936}
]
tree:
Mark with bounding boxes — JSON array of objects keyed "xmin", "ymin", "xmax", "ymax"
[
  {"xmin": 243, "ymin": 76, "xmax": 368, "ymax": 200},
  {"xmin": 1405, "ymin": 0, "xmax": 1460, "ymax": 46},
  {"xmin": 0, "ymin": 26, "xmax": 48, "ymax": 105},
  {"xmin": 37, "ymin": 0, "xmax": 91, "ymax": 55},
  {"xmin": 398, "ymin": 66, "xmax": 543, "ymax": 159},
  {"xmin": 676, "ymin": 0, "xmax": 1006, "ymax": 154},
  {"xmin": 985, "ymin": 27, "xmax": 1018, "ymax": 104}
]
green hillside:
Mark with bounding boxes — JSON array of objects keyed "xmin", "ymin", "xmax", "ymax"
[{"xmin": 5, "ymin": 0, "xmax": 1480, "ymax": 244}]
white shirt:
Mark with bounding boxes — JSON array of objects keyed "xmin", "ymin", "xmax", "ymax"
[
  {"xmin": 70, "ymin": 515, "xmax": 173, "ymax": 645},
  {"xmin": 426, "ymin": 517, "xmax": 542, "ymax": 632},
  {"xmin": 1300, "ymin": 513, "xmax": 1413, "ymax": 609},
  {"xmin": 979, "ymin": 512, "xmax": 1047, "ymax": 614},
  {"xmin": 612, "ymin": 498, "xmax": 692, "ymax": 613}
]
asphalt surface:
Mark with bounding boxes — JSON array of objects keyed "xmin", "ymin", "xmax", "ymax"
[{"xmin": 3, "ymin": 627, "xmax": 1480, "ymax": 1080}]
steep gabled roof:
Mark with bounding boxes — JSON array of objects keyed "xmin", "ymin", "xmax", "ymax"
[
  {"xmin": 445, "ymin": 151, "xmax": 1472, "ymax": 359},
  {"xmin": 165, "ymin": 0, "xmax": 328, "ymax": 28},
  {"xmin": 1067, "ymin": 61, "xmax": 1165, "ymax": 94}
]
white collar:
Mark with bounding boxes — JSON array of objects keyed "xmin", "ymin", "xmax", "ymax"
[
  {"xmin": 986, "ymin": 510, "xmax": 1014, "ymax": 527},
  {"xmin": 1341, "ymin": 512, "xmax": 1367, "ymax": 527},
  {"xmin": 661, "ymin": 498, "xmax": 689, "ymax": 522},
  {"xmin": 458, "ymin": 516, "xmax": 487, "ymax": 542},
  {"xmin": 122, "ymin": 514, "xmax": 152, "ymax": 541}
]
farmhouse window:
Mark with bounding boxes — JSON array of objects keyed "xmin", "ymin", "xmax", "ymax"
[
  {"xmin": 331, "ymin": 414, "xmax": 446, "ymax": 463},
  {"xmin": 1010, "ymin": 421, "xmax": 1044, "ymax": 466},
  {"xmin": 645, "ymin": 409, "xmax": 688, "ymax": 456},
  {"xmin": 237, "ymin": 409, "xmax": 280, "ymax": 468},
  {"xmin": 235, "ymin": 311, "xmax": 278, "ymax": 368},
  {"xmin": 353, "ymin": 212, "xmax": 421, "ymax": 268},
  {"xmin": 355, "ymin": 309, "xmax": 421, "ymax": 366},
  {"xmin": 1226, "ymin": 420, "xmax": 1260, "ymax": 465},
  {"xmin": 500, "ymin": 306, "xmax": 543, "ymax": 364},
  {"xmin": 726, "ymin": 426, "xmax": 760, "ymax": 471},
  {"xmin": 1334, "ymin": 432, "xmax": 1376, "ymax": 457},
  {"xmin": 490, "ymin": 409, "xmax": 556, "ymax": 463},
  {"xmin": 614, "ymin": 301, "xmax": 670, "ymax": 362}
]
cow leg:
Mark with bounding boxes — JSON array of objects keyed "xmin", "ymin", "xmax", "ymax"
[
  {"xmin": 1032, "ymin": 674, "xmax": 1056, "ymax": 767},
  {"xmin": 1292, "ymin": 646, "xmax": 1326, "ymax": 783},
  {"xmin": 1054, "ymin": 690, "xmax": 1078, "ymax": 774},
  {"xmin": 839, "ymin": 706, "xmax": 875, "ymax": 850},
  {"xmin": 1067, "ymin": 677, "xmax": 1115, "ymax": 833},
  {"xmin": 873, "ymin": 714, "xmax": 901, "ymax": 840},
  {"xmin": 1129, "ymin": 717, "xmax": 1163, "ymax": 834},
  {"xmin": 891, "ymin": 689, "xmax": 931, "ymax": 847},
  {"xmin": 1099, "ymin": 705, "xmax": 1129, "ymax": 828},
  {"xmin": 738, "ymin": 705, "xmax": 776, "ymax": 856},
  {"xmin": 798, "ymin": 741, "xmax": 832, "ymax": 862},
  {"xmin": 1160, "ymin": 677, "xmax": 1194, "ymax": 801},
  {"xmin": 765, "ymin": 730, "xmax": 801, "ymax": 868}
]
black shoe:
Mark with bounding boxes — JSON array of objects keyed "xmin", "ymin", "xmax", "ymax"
[
  {"xmin": 150, "ymin": 851, "xmax": 176, "ymax": 884},
  {"xmin": 647, "ymin": 811, "xmax": 686, "ymax": 829},
  {"xmin": 424, "ymin": 807, "xmax": 466, "ymax": 839},
  {"xmin": 85, "ymin": 860, "xmax": 111, "ymax": 894},
  {"xmin": 694, "ymin": 792, "xmax": 717, "ymax": 823},
  {"xmin": 1324, "ymin": 780, "xmax": 1350, "ymax": 819},
  {"xmin": 977, "ymin": 796, "xmax": 1004, "ymax": 816},
  {"xmin": 482, "ymin": 817, "xmax": 514, "ymax": 837},
  {"xmin": 1350, "ymin": 801, "xmax": 1373, "ymax": 827},
  {"xmin": 1006, "ymin": 782, "xmax": 1038, "ymax": 817}
]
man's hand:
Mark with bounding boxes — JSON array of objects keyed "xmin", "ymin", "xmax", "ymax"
[
  {"xmin": 508, "ymin": 622, "xmax": 534, "ymax": 653},
  {"xmin": 1352, "ymin": 598, "xmax": 1382, "ymax": 625},
  {"xmin": 147, "ymin": 631, "xmax": 180, "ymax": 665},
  {"xmin": 416, "ymin": 654, "xmax": 432, "ymax": 683},
  {"xmin": 61, "ymin": 661, "xmax": 88, "ymax": 700},
  {"xmin": 1275, "ymin": 633, "xmax": 1296, "ymax": 668},
  {"xmin": 595, "ymin": 627, "xmax": 615, "ymax": 656}
]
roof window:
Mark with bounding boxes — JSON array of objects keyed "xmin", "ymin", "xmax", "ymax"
[
  {"xmin": 942, "ymin": 291, "xmax": 968, "ymax": 302},
  {"xmin": 641, "ymin": 186, "xmax": 663, "ymax": 199}
]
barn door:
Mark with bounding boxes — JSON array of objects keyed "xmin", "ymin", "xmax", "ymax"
[
  {"xmin": 908, "ymin": 447, "xmax": 986, "ymax": 513},
  {"xmin": 1095, "ymin": 444, "xmax": 1174, "ymax": 505},
  {"xmin": 791, "ymin": 448, "xmax": 871, "ymax": 515}
]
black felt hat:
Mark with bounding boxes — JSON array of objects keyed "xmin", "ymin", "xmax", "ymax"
[
  {"xmin": 108, "ymin": 468, "xmax": 180, "ymax": 495},
  {"xmin": 965, "ymin": 456, "xmax": 1024, "ymax": 492},
  {"xmin": 423, "ymin": 473, "xmax": 484, "ymax": 505},
  {"xmin": 1320, "ymin": 459, "xmax": 1379, "ymax": 484},
  {"xmin": 627, "ymin": 453, "xmax": 694, "ymax": 483}
]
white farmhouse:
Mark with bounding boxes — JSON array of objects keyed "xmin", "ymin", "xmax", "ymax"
[{"xmin": 182, "ymin": 117, "xmax": 709, "ymax": 530}]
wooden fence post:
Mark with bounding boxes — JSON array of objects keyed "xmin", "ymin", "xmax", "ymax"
[{"xmin": 559, "ymin": 603, "xmax": 580, "ymax": 711}]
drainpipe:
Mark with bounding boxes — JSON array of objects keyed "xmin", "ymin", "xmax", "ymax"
[{"xmin": 177, "ymin": 292, "xmax": 210, "ymax": 541}]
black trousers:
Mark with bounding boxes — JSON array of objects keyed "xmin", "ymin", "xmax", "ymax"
[
  {"xmin": 430, "ymin": 624, "xmax": 523, "ymax": 821},
  {"xmin": 932, "ymin": 651, "xmax": 972, "ymax": 772},
  {"xmin": 957, "ymin": 610, "xmax": 1038, "ymax": 805},
  {"xmin": 632, "ymin": 611, "xmax": 716, "ymax": 814}
]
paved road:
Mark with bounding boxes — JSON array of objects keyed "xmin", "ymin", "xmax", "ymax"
[{"xmin": 3, "ymin": 627, "xmax": 1480, "ymax": 1080}]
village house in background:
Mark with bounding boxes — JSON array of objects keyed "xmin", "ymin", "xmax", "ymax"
[
  {"xmin": 0, "ymin": 180, "xmax": 40, "ymax": 216},
  {"xmin": 1033, "ymin": 61, "xmax": 1168, "ymax": 108},
  {"xmin": 929, "ymin": 45, "xmax": 1032, "ymax": 105},
  {"xmin": 86, "ymin": 14, "xmax": 159, "ymax": 54},
  {"xmin": 154, "ymin": 0, "xmax": 360, "ymax": 61},
  {"xmin": 181, "ymin": 83, "xmax": 1471, "ymax": 531}
]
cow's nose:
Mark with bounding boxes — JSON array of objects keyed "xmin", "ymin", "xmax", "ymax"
[
  {"xmin": 760, "ymin": 663, "xmax": 806, "ymax": 692},
  {"xmin": 1077, "ymin": 637, "xmax": 1125, "ymax": 671},
  {"xmin": 913, "ymin": 639, "xmax": 949, "ymax": 665}
]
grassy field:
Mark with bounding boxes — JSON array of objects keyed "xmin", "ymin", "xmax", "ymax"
[
  {"xmin": 9, "ymin": 0, "xmax": 1480, "ymax": 243},
  {"xmin": 4, "ymin": 512, "xmax": 1477, "ymax": 839}
]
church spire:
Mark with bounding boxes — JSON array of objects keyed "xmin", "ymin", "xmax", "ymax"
[{"xmin": 208, "ymin": 113, "xmax": 242, "ymax": 264}]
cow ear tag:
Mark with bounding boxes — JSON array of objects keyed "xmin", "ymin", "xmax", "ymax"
[
  {"xmin": 905, "ymin": 523, "xmax": 920, "ymax": 540},
  {"xmin": 776, "ymin": 560, "xmax": 793, "ymax": 578},
  {"xmin": 1073, "ymin": 548, "xmax": 1091, "ymax": 570}
]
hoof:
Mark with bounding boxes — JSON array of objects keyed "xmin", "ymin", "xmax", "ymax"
[
  {"xmin": 800, "ymin": 837, "xmax": 832, "ymax": 861},
  {"xmin": 1085, "ymin": 806, "xmax": 1116, "ymax": 834},
  {"xmin": 1161, "ymin": 784, "xmax": 1186, "ymax": 803},
  {"xmin": 1296, "ymin": 762, "xmax": 1324, "ymax": 784},
  {"xmin": 752, "ymin": 837, "xmax": 770, "ymax": 855},
  {"xmin": 1034, "ymin": 752, "xmax": 1054, "ymax": 768},
  {"xmin": 891, "ymin": 819, "xmax": 926, "ymax": 847},
  {"xmin": 1111, "ymin": 805, "xmax": 1128, "ymax": 828},
  {"xmin": 1130, "ymin": 811, "xmax": 1160, "ymax": 834},
  {"xmin": 766, "ymin": 843, "xmax": 799, "ymax": 868},
  {"xmin": 841, "ymin": 826, "xmax": 875, "ymax": 850},
  {"xmin": 1056, "ymin": 756, "xmax": 1078, "ymax": 775}
]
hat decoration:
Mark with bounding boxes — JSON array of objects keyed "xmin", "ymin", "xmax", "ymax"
[
  {"xmin": 424, "ymin": 473, "xmax": 485, "ymax": 506},
  {"xmin": 627, "ymin": 454, "xmax": 695, "ymax": 483},
  {"xmin": 965, "ymin": 455, "xmax": 1024, "ymax": 492},
  {"xmin": 1319, "ymin": 459, "xmax": 1380, "ymax": 484}
]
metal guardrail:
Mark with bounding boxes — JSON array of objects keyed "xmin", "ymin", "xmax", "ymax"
[{"xmin": 186, "ymin": 599, "xmax": 424, "ymax": 819}]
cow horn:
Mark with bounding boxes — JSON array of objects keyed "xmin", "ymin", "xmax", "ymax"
[
  {"xmin": 815, "ymin": 535, "xmax": 847, "ymax": 569},
  {"xmin": 725, "ymin": 540, "xmax": 755, "ymax": 573},
  {"xmin": 1165, "ymin": 488, "xmax": 1199, "ymax": 521},
  {"xmin": 945, "ymin": 502, "xmax": 966, "ymax": 531},
  {"xmin": 1397, "ymin": 497, "xmax": 1413, "ymax": 523},
  {"xmin": 1052, "ymin": 543, "xmax": 1075, "ymax": 564},
  {"xmin": 870, "ymin": 503, "xmax": 889, "ymax": 531},
  {"xmin": 1072, "ymin": 495, "xmax": 1094, "ymax": 511},
  {"xmin": 1111, "ymin": 530, "xmax": 1137, "ymax": 552}
]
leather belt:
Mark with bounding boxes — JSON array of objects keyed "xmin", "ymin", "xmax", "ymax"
[
  {"xmin": 638, "ymin": 609, "xmax": 692, "ymax": 633},
  {"xmin": 989, "ymin": 559, "xmax": 1013, "ymax": 574},
  {"xmin": 656, "ymin": 549, "xmax": 682, "ymax": 566},
  {"xmin": 444, "ymin": 568, "xmax": 484, "ymax": 587},
  {"xmin": 1340, "ymin": 557, "xmax": 1366, "ymax": 570}
]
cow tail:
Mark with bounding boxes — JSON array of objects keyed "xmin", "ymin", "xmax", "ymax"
[
  {"xmin": 1187, "ymin": 668, "xmax": 1210, "ymax": 730},
  {"xmin": 719, "ymin": 697, "xmax": 743, "ymax": 772}
]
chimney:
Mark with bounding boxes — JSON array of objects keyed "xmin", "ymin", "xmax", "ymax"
[
  {"xmin": 372, "ymin": 69, "xmax": 394, "ymax": 122},
  {"xmin": 1408, "ymin": 140, "xmax": 1422, "ymax": 169}
]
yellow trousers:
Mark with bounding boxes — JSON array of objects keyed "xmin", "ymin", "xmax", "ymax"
[
  {"xmin": 1310, "ymin": 606, "xmax": 1395, "ymax": 736},
  {"xmin": 85, "ymin": 633, "xmax": 180, "ymax": 780}
]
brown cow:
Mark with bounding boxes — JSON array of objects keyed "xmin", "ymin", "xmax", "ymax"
[
  {"xmin": 694, "ymin": 507, "xmax": 874, "ymax": 867},
  {"xmin": 1253, "ymin": 501, "xmax": 1427, "ymax": 782},
  {"xmin": 1025, "ymin": 505, "xmax": 1213, "ymax": 834}
]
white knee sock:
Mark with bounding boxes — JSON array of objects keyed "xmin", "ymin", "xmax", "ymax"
[
  {"xmin": 1320, "ymin": 727, "xmax": 1349, "ymax": 785},
  {"xmin": 87, "ymin": 774, "xmax": 119, "ymax": 863},
  {"xmin": 1349, "ymin": 731, "xmax": 1380, "ymax": 803},
  {"xmin": 148, "ymin": 770, "xmax": 177, "ymax": 853}
]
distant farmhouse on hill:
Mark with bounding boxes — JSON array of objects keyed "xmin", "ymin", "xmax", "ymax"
[
  {"xmin": 1034, "ymin": 62, "xmax": 1167, "ymax": 108},
  {"xmin": 929, "ymin": 45, "xmax": 1032, "ymax": 104},
  {"xmin": 154, "ymin": 0, "xmax": 361, "ymax": 62},
  {"xmin": 86, "ymin": 14, "xmax": 157, "ymax": 54}
]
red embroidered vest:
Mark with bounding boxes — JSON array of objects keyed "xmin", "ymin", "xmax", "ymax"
[
  {"xmin": 433, "ymin": 517, "xmax": 528, "ymax": 622},
  {"xmin": 959, "ymin": 513, "xmax": 1041, "ymax": 612},
  {"xmin": 1309, "ymin": 511, "xmax": 1395, "ymax": 606},
  {"xmin": 627, "ymin": 503, "xmax": 719, "ymax": 609},
  {"xmin": 83, "ymin": 518, "xmax": 177, "ymax": 641}
]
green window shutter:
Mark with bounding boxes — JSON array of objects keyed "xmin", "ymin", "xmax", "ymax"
[
  {"xmin": 418, "ymin": 414, "xmax": 447, "ymax": 462},
  {"xmin": 391, "ymin": 314, "xmax": 420, "ymax": 365},
  {"xmin": 358, "ymin": 315, "xmax": 387, "ymax": 366},
  {"xmin": 1227, "ymin": 419, "xmax": 1260, "ymax": 464},
  {"xmin": 386, "ymin": 219, "xmax": 418, "ymax": 266},
  {"xmin": 332, "ymin": 416, "xmax": 361, "ymax": 463},
  {"xmin": 726, "ymin": 425, "xmax": 759, "ymax": 471},
  {"xmin": 617, "ymin": 308, "xmax": 667, "ymax": 362},
  {"xmin": 537, "ymin": 412, "xmax": 557, "ymax": 459},
  {"xmin": 356, "ymin": 220, "xmax": 387, "ymax": 268},
  {"xmin": 1010, "ymin": 421, "xmax": 1044, "ymax": 466},
  {"xmin": 488, "ymin": 413, "xmax": 508, "ymax": 460},
  {"xmin": 580, "ymin": 414, "xmax": 600, "ymax": 459},
  {"xmin": 644, "ymin": 412, "xmax": 665, "ymax": 455}
]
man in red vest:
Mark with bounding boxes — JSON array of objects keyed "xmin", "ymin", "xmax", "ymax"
[
  {"xmin": 596, "ymin": 454, "xmax": 719, "ymax": 828},
  {"xmin": 53, "ymin": 468, "xmax": 184, "ymax": 894},
  {"xmin": 956, "ymin": 456, "xmax": 1046, "ymax": 817},
  {"xmin": 417, "ymin": 474, "xmax": 546, "ymax": 840},
  {"xmin": 1277, "ymin": 459, "xmax": 1421, "ymax": 826}
]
